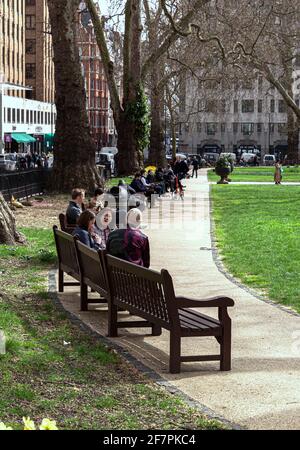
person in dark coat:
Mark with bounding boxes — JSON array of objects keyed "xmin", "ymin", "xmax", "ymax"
[
  {"xmin": 66, "ymin": 188, "xmax": 85, "ymax": 225},
  {"xmin": 191, "ymin": 158, "xmax": 199, "ymax": 178}
]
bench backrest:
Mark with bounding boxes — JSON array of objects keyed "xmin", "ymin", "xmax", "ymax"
[
  {"xmin": 59, "ymin": 213, "xmax": 76, "ymax": 234},
  {"xmin": 75, "ymin": 240, "xmax": 108, "ymax": 298},
  {"xmin": 53, "ymin": 225, "xmax": 79, "ymax": 278},
  {"xmin": 105, "ymin": 254, "xmax": 180, "ymax": 330}
]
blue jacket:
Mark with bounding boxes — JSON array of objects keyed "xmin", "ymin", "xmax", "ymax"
[
  {"xmin": 66, "ymin": 201, "xmax": 82, "ymax": 225},
  {"xmin": 72, "ymin": 226, "xmax": 99, "ymax": 250}
]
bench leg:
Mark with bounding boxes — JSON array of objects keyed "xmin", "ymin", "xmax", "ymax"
[
  {"xmin": 108, "ymin": 303, "xmax": 118, "ymax": 337},
  {"xmin": 58, "ymin": 269, "xmax": 64, "ymax": 292},
  {"xmin": 220, "ymin": 323, "xmax": 231, "ymax": 371},
  {"xmin": 80, "ymin": 283, "xmax": 88, "ymax": 312},
  {"xmin": 169, "ymin": 334, "xmax": 181, "ymax": 374},
  {"xmin": 151, "ymin": 323, "xmax": 162, "ymax": 336}
]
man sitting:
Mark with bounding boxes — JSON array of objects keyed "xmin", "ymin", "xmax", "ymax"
[
  {"xmin": 66, "ymin": 188, "xmax": 85, "ymax": 225},
  {"xmin": 106, "ymin": 208, "xmax": 150, "ymax": 267},
  {"xmin": 130, "ymin": 173, "xmax": 147, "ymax": 194}
]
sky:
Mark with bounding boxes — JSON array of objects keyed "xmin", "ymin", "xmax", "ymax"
[{"xmin": 97, "ymin": 0, "xmax": 109, "ymax": 15}]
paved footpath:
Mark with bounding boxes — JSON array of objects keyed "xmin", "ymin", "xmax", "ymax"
[{"xmin": 57, "ymin": 170, "xmax": 300, "ymax": 430}]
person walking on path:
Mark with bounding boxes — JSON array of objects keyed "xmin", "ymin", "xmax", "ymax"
[
  {"xmin": 274, "ymin": 160, "xmax": 283, "ymax": 185},
  {"xmin": 191, "ymin": 158, "xmax": 199, "ymax": 178}
]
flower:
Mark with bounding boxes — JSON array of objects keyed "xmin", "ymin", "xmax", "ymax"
[
  {"xmin": 0, "ymin": 422, "xmax": 13, "ymax": 430},
  {"xmin": 22, "ymin": 417, "xmax": 36, "ymax": 430},
  {"xmin": 39, "ymin": 418, "xmax": 58, "ymax": 430}
]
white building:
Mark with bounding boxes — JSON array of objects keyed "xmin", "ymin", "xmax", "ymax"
[{"xmin": 0, "ymin": 83, "xmax": 56, "ymax": 155}]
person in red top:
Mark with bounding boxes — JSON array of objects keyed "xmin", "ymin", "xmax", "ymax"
[{"xmin": 106, "ymin": 208, "xmax": 150, "ymax": 268}]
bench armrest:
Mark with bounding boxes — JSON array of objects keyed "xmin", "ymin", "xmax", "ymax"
[{"xmin": 176, "ymin": 296, "xmax": 234, "ymax": 308}]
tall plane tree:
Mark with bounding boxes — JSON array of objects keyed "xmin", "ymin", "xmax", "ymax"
[
  {"xmin": 86, "ymin": 0, "xmax": 211, "ymax": 175},
  {"xmin": 48, "ymin": 0, "xmax": 101, "ymax": 192}
]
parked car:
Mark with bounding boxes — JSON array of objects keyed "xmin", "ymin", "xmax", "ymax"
[
  {"xmin": 240, "ymin": 153, "xmax": 255, "ymax": 164},
  {"xmin": 203, "ymin": 152, "xmax": 220, "ymax": 165},
  {"xmin": 263, "ymin": 154, "xmax": 276, "ymax": 166},
  {"xmin": 100, "ymin": 146, "xmax": 118, "ymax": 155},
  {"xmin": 96, "ymin": 152, "xmax": 115, "ymax": 175},
  {"xmin": 0, "ymin": 153, "xmax": 17, "ymax": 172}
]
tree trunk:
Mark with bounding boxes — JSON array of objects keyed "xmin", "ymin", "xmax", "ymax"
[
  {"xmin": 48, "ymin": 0, "xmax": 101, "ymax": 193},
  {"xmin": 148, "ymin": 71, "xmax": 165, "ymax": 167},
  {"xmin": 0, "ymin": 193, "xmax": 26, "ymax": 245}
]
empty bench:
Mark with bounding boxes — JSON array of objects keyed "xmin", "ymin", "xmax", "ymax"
[{"xmin": 104, "ymin": 254, "xmax": 234, "ymax": 374}]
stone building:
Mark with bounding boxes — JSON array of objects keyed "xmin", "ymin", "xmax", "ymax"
[{"xmin": 178, "ymin": 74, "xmax": 295, "ymax": 159}]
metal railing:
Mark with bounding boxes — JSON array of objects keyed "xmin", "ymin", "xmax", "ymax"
[{"xmin": 0, "ymin": 169, "xmax": 50, "ymax": 201}]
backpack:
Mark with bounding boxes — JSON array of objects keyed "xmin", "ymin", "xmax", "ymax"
[{"xmin": 107, "ymin": 229, "xmax": 128, "ymax": 260}]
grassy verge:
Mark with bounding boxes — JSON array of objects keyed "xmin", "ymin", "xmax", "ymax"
[
  {"xmin": 211, "ymin": 184, "xmax": 300, "ymax": 313},
  {"xmin": 106, "ymin": 177, "xmax": 133, "ymax": 188},
  {"xmin": 0, "ymin": 227, "xmax": 223, "ymax": 430},
  {"xmin": 208, "ymin": 166, "xmax": 300, "ymax": 183}
]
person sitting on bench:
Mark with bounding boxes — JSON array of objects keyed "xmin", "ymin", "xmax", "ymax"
[
  {"xmin": 72, "ymin": 210, "xmax": 101, "ymax": 250},
  {"xmin": 66, "ymin": 188, "xmax": 85, "ymax": 225},
  {"xmin": 106, "ymin": 208, "xmax": 150, "ymax": 267}
]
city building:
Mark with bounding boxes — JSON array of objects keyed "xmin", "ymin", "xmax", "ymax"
[
  {"xmin": 178, "ymin": 75, "xmax": 293, "ymax": 159},
  {"xmin": 1, "ymin": 84, "xmax": 56, "ymax": 153},
  {"xmin": 25, "ymin": 0, "xmax": 55, "ymax": 103},
  {"xmin": 0, "ymin": 0, "xmax": 26, "ymax": 96}
]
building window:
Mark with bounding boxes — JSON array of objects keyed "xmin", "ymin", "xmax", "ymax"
[
  {"xmin": 26, "ymin": 63, "xmax": 36, "ymax": 78},
  {"xmin": 38, "ymin": 111, "xmax": 41, "ymax": 124},
  {"xmin": 34, "ymin": 111, "xmax": 37, "ymax": 123},
  {"xmin": 7, "ymin": 108, "xmax": 11, "ymax": 123},
  {"xmin": 241, "ymin": 100, "xmax": 254, "ymax": 113},
  {"xmin": 257, "ymin": 123, "xmax": 262, "ymax": 133},
  {"xmin": 25, "ymin": 15, "xmax": 36, "ymax": 30},
  {"xmin": 241, "ymin": 123, "xmax": 254, "ymax": 135},
  {"xmin": 26, "ymin": 110, "xmax": 29, "ymax": 123},
  {"xmin": 258, "ymin": 100, "xmax": 263, "ymax": 113},
  {"xmin": 17, "ymin": 109, "xmax": 20, "ymax": 123},
  {"xmin": 21, "ymin": 110, "xmax": 24, "ymax": 124},
  {"xmin": 270, "ymin": 99, "xmax": 275, "ymax": 113},
  {"xmin": 26, "ymin": 0, "xmax": 36, "ymax": 5},
  {"xmin": 41, "ymin": 112, "xmax": 44, "ymax": 124},
  {"xmin": 26, "ymin": 39, "xmax": 36, "ymax": 54},
  {"xmin": 197, "ymin": 122, "xmax": 201, "ymax": 133},
  {"xmin": 221, "ymin": 123, "xmax": 226, "ymax": 133},
  {"xmin": 295, "ymin": 54, "xmax": 300, "ymax": 68},
  {"xmin": 278, "ymin": 100, "xmax": 287, "ymax": 113},
  {"xmin": 205, "ymin": 100, "xmax": 217, "ymax": 113},
  {"xmin": 233, "ymin": 122, "xmax": 238, "ymax": 134},
  {"xmin": 269, "ymin": 123, "xmax": 274, "ymax": 133},
  {"xmin": 206, "ymin": 123, "xmax": 217, "ymax": 135},
  {"xmin": 220, "ymin": 99, "xmax": 226, "ymax": 113},
  {"xmin": 278, "ymin": 123, "xmax": 287, "ymax": 134},
  {"xmin": 12, "ymin": 109, "xmax": 16, "ymax": 123},
  {"xmin": 234, "ymin": 100, "xmax": 238, "ymax": 113}
]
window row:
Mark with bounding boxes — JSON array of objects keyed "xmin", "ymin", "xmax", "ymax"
[
  {"xmin": 4, "ymin": 107, "xmax": 56, "ymax": 125},
  {"xmin": 181, "ymin": 122, "xmax": 288, "ymax": 135}
]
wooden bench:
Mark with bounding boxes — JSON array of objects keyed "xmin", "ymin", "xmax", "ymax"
[
  {"xmin": 58, "ymin": 213, "xmax": 76, "ymax": 235},
  {"xmin": 53, "ymin": 225, "xmax": 80, "ymax": 292},
  {"xmin": 74, "ymin": 239, "xmax": 108, "ymax": 311},
  {"xmin": 103, "ymin": 254, "xmax": 234, "ymax": 374}
]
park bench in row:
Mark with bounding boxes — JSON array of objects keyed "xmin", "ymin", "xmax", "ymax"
[{"xmin": 53, "ymin": 226, "xmax": 234, "ymax": 373}]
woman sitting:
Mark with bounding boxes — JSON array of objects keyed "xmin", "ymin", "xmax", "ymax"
[{"xmin": 72, "ymin": 210, "xmax": 101, "ymax": 250}]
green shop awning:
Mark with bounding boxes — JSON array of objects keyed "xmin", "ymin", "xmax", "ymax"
[{"xmin": 11, "ymin": 133, "xmax": 36, "ymax": 144}]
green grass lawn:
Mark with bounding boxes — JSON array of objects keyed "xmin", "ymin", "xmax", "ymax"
[
  {"xmin": 106, "ymin": 177, "xmax": 133, "ymax": 188},
  {"xmin": 208, "ymin": 166, "xmax": 300, "ymax": 183},
  {"xmin": 0, "ymin": 228, "xmax": 222, "ymax": 430},
  {"xmin": 211, "ymin": 185, "xmax": 300, "ymax": 313}
]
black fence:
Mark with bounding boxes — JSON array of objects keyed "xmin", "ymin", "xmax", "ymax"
[{"xmin": 0, "ymin": 169, "xmax": 50, "ymax": 201}]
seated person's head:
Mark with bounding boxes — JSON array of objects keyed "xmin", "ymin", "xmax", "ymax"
[
  {"xmin": 141, "ymin": 170, "xmax": 146, "ymax": 177},
  {"xmin": 72, "ymin": 188, "xmax": 85, "ymax": 204},
  {"xmin": 127, "ymin": 208, "xmax": 142, "ymax": 229},
  {"xmin": 96, "ymin": 207, "xmax": 114, "ymax": 230},
  {"xmin": 94, "ymin": 187, "xmax": 104, "ymax": 197},
  {"xmin": 77, "ymin": 210, "xmax": 96, "ymax": 232},
  {"xmin": 134, "ymin": 173, "xmax": 141, "ymax": 179}
]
